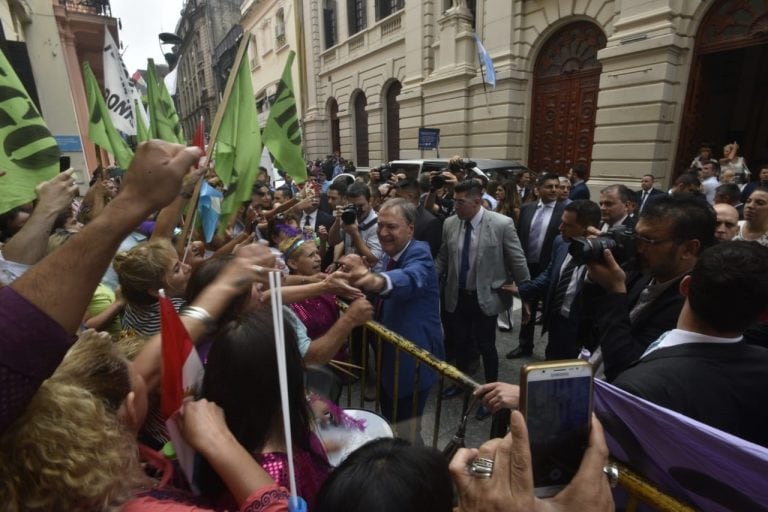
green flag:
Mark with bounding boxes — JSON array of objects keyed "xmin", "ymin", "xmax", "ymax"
[
  {"xmin": 146, "ymin": 59, "xmax": 184, "ymax": 143},
  {"xmin": 83, "ymin": 62, "xmax": 133, "ymax": 169},
  {"xmin": 0, "ymin": 48, "xmax": 61, "ymax": 214},
  {"xmin": 262, "ymin": 51, "xmax": 306, "ymax": 184},
  {"xmin": 134, "ymin": 99, "xmax": 149, "ymax": 143},
  {"xmin": 213, "ymin": 46, "xmax": 262, "ymax": 222}
]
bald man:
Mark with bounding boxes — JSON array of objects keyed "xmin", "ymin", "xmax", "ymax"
[{"xmin": 714, "ymin": 203, "xmax": 740, "ymax": 242}]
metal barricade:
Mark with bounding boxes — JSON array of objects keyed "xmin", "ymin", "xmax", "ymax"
[{"xmin": 334, "ymin": 305, "xmax": 694, "ymax": 511}]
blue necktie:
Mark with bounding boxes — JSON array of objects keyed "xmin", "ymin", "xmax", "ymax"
[{"xmin": 459, "ymin": 220, "xmax": 473, "ymax": 290}]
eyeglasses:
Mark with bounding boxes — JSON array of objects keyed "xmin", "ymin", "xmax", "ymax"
[{"xmin": 633, "ymin": 234, "xmax": 675, "ymax": 246}]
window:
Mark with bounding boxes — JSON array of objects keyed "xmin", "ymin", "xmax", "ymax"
[
  {"xmin": 275, "ymin": 8, "xmax": 286, "ymax": 47},
  {"xmin": 353, "ymin": 91, "xmax": 369, "ymax": 166},
  {"xmin": 323, "ymin": 0, "xmax": 337, "ymax": 48},
  {"xmin": 328, "ymin": 98, "xmax": 340, "ymax": 153},
  {"xmin": 376, "ymin": 0, "xmax": 403, "ymax": 20},
  {"xmin": 347, "ymin": 0, "xmax": 366, "ymax": 35}
]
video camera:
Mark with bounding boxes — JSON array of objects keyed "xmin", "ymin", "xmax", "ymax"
[{"xmin": 568, "ymin": 225, "xmax": 636, "ymax": 266}]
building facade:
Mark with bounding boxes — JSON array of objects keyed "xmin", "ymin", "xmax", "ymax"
[
  {"xmin": 0, "ymin": 0, "xmax": 119, "ymax": 182},
  {"xmin": 175, "ymin": 0, "xmax": 241, "ymax": 139},
  {"xmin": 297, "ymin": 0, "xmax": 768, "ymax": 189},
  {"xmin": 241, "ymin": 0, "xmax": 303, "ymax": 128}
]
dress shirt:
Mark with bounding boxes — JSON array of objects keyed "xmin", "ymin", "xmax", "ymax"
[
  {"xmin": 557, "ymin": 253, "xmax": 586, "ymax": 318},
  {"xmin": 302, "ymin": 210, "xmax": 317, "ymax": 229},
  {"xmin": 600, "ymin": 215, "xmax": 628, "ymax": 232},
  {"xmin": 528, "ymin": 200, "xmax": 556, "ymax": 263}
]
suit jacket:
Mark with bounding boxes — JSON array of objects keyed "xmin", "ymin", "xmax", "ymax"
[
  {"xmin": 636, "ymin": 188, "xmax": 663, "ymax": 213},
  {"xmin": 379, "ymin": 240, "xmax": 445, "ymax": 398},
  {"xmin": 589, "ymin": 272, "xmax": 686, "ymax": 381},
  {"xmin": 436, "ymin": 210, "xmax": 530, "ymax": 316},
  {"xmin": 569, "ymin": 181, "xmax": 590, "ymax": 200},
  {"xmin": 414, "ymin": 206, "xmax": 442, "ymax": 258},
  {"xmin": 518, "ymin": 237, "xmax": 585, "ymax": 331},
  {"xmin": 614, "ymin": 342, "xmax": 768, "ymax": 448},
  {"xmin": 517, "ymin": 200, "xmax": 566, "ymax": 271},
  {"xmin": 314, "ymin": 210, "xmax": 334, "ymax": 232}
]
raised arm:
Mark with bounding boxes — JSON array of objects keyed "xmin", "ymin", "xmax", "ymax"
[{"xmin": 10, "ymin": 141, "xmax": 201, "ymax": 334}]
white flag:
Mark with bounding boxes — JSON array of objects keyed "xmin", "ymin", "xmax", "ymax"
[{"xmin": 103, "ymin": 31, "xmax": 146, "ymax": 135}]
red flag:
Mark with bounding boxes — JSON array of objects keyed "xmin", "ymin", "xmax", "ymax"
[
  {"xmin": 159, "ymin": 295, "xmax": 204, "ymax": 418},
  {"xmin": 193, "ymin": 115, "xmax": 206, "ymax": 155}
]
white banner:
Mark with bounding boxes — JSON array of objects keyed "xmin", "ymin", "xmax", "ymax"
[{"xmin": 103, "ymin": 31, "xmax": 147, "ymax": 135}]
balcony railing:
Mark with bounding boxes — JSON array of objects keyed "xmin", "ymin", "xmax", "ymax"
[{"xmin": 58, "ymin": 0, "xmax": 112, "ymax": 16}]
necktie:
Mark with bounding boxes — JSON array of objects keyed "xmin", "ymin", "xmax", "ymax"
[
  {"xmin": 528, "ymin": 204, "xmax": 546, "ymax": 263},
  {"xmin": 550, "ymin": 259, "xmax": 577, "ymax": 315},
  {"xmin": 459, "ymin": 220, "xmax": 473, "ymax": 290},
  {"xmin": 639, "ymin": 191, "xmax": 648, "ymax": 212},
  {"xmin": 304, "ymin": 215, "xmax": 312, "ymax": 228}
]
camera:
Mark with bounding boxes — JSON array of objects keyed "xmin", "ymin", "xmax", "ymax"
[
  {"xmin": 448, "ymin": 158, "xmax": 478, "ymax": 174},
  {"xmin": 568, "ymin": 225, "xmax": 636, "ymax": 266},
  {"xmin": 377, "ymin": 164, "xmax": 392, "ymax": 183},
  {"xmin": 341, "ymin": 204, "xmax": 361, "ymax": 225},
  {"xmin": 430, "ymin": 174, "xmax": 446, "ymax": 191}
]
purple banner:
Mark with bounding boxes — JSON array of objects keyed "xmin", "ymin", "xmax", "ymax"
[{"xmin": 594, "ymin": 380, "xmax": 768, "ymax": 511}]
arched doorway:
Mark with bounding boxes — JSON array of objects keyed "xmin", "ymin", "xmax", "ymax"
[
  {"xmin": 328, "ymin": 98, "xmax": 340, "ymax": 154},
  {"xmin": 353, "ymin": 91, "xmax": 369, "ymax": 167},
  {"xmin": 675, "ymin": 0, "xmax": 768, "ymax": 174},
  {"xmin": 528, "ymin": 21, "xmax": 606, "ymax": 176},
  {"xmin": 385, "ymin": 81, "xmax": 401, "ymax": 161}
]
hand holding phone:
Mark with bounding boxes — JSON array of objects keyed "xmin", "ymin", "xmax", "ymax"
[{"xmin": 520, "ymin": 360, "xmax": 593, "ymax": 497}]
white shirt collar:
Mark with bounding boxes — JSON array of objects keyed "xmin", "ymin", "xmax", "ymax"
[
  {"xmin": 467, "ymin": 207, "xmax": 484, "ymax": 229},
  {"xmin": 643, "ymin": 328, "xmax": 743, "ymax": 358},
  {"xmin": 391, "ymin": 240, "xmax": 412, "ymax": 262}
]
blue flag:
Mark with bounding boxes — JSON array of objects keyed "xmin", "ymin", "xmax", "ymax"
[
  {"xmin": 198, "ymin": 181, "xmax": 223, "ymax": 243},
  {"xmin": 472, "ymin": 33, "xmax": 496, "ymax": 88}
]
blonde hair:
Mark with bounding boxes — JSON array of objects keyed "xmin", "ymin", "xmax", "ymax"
[
  {"xmin": 51, "ymin": 331, "xmax": 132, "ymax": 412},
  {"xmin": 0, "ymin": 380, "xmax": 145, "ymax": 512},
  {"xmin": 113, "ymin": 239, "xmax": 177, "ymax": 305},
  {"xmin": 115, "ymin": 333, "xmax": 152, "ymax": 361}
]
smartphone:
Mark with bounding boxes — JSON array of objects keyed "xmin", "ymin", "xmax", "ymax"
[
  {"xmin": 59, "ymin": 156, "xmax": 71, "ymax": 173},
  {"xmin": 519, "ymin": 360, "xmax": 593, "ymax": 498}
]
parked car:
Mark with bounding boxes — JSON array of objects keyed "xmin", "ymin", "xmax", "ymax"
[{"xmin": 385, "ymin": 158, "xmax": 528, "ymax": 181}]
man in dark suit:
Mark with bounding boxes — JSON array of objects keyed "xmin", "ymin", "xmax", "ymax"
[
  {"xmin": 517, "ymin": 200, "xmax": 601, "ymax": 360},
  {"xmin": 340, "ymin": 198, "xmax": 444, "ymax": 441},
  {"xmin": 436, "ymin": 180, "xmax": 530, "ymax": 418},
  {"xmin": 612, "ymin": 241, "xmax": 768, "ymax": 448},
  {"xmin": 507, "ymin": 173, "xmax": 565, "ymax": 358},
  {"xmin": 585, "ymin": 195, "xmax": 717, "ymax": 380},
  {"xmin": 598, "ymin": 184, "xmax": 636, "ymax": 231},
  {"xmin": 298, "ymin": 194, "xmax": 334, "ymax": 234},
  {"xmin": 568, "ymin": 163, "xmax": 590, "ymax": 200},
  {"xmin": 636, "ymin": 174, "xmax": 663, "ymax": 214}
]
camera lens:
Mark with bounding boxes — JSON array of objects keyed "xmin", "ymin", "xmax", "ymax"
[{"xmin": 341, "ymin": 206, "xmax": 357, "ymax": 225}]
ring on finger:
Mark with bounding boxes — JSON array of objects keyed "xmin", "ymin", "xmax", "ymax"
[
  {"xmin": 602, "ymin": 463, "xmax": 619, "ymax": 488},
  {"xmin": 467, "ymin": 457, "xmax": 494, "ymax": 478}
]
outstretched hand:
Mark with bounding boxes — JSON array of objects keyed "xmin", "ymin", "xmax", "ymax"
[{"xmin": 119, "ymin": 141, "xmax": 202, "ymax": 214}]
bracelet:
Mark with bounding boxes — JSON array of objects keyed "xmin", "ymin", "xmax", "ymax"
[{"xmin": 180, "ymin": 305, "xmax": 215, "ymax": 328}]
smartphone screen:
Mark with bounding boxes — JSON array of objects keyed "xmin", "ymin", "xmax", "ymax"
[
  {"xmin": 522, "ymin": 362, "xmax": 592, "ymax": 497},
  {"xmin": 59, "ymin": 156, "xmax": 71, "ymax": 173}
]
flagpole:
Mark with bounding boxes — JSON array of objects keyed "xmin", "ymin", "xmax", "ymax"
[
  {"xmin": 175, "ymin": 35, "xmax": 251, "ymax": 254},
  {"xmin": 477, "ymin": 50, "xmax": 491, "ymax": 114}
]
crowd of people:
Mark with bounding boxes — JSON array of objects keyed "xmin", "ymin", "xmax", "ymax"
[{"xmin": 0, "ymin": 139, "xmax": 767, "ymax": 511}]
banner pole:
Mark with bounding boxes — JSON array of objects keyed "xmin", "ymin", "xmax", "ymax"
[{"xmin": 175, "ymin": 35, "xmax": 251, "ymax": 254}]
